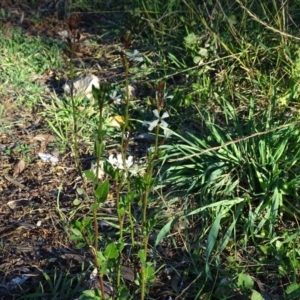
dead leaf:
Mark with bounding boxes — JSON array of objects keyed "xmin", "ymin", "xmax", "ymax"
[
  {"xmin": 32, "ymin": 134, "xmax": 56, "ymax": 143},
  {"xmin": 13, "ymin": 160, "xmax": 25, "ymax": 176},
  {"xmin": 121, "ymin": 85, "xmax": 135, "ymax": 99},
  {"xmin": 107, "ymin": 115, "xmax": 125, "ymax": 128},
  {"xmin": 31, "ymin": 134, "xmax": 56, "ymax": 151}
]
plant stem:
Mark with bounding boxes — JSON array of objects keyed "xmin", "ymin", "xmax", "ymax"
[
  {"xmin": 140, "ymin": 122, "xmax": 160, "ymax": 300},
  {"xmin": 68, "ymin": 36, "xmax": 82, "ymax": 179},
  {"xmin": 90, "ymin": 246, "xmax": 106, "ymax": 300},
  {"xmin": 122, "ymin": 56, "xmax": 135, "ymax": 248}
]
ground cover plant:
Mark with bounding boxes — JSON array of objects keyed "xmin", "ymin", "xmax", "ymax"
[{"xmin": 2, "ymin": 0, "xmax": 300, "ymax": 299}]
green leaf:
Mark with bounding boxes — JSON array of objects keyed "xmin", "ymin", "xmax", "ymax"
[
  {"xmin": 96, "ymin": 250, "xmax": 106, "ymax": 264},
  {"xmin": 251, "ymin": 290, "xmax": 264, "ymax": 300},
  {"xmin": 144, "ymin": 264, "xmax": 155, "ymax": 282},
  {"xmin": 84, "ymin": 169, "xmax": 96, "ymax": 181},
  {"xmin": 193, "ymin": 56, "xmax": 201, "ymax": 64},
  {"xmin": 184, "ymin": 32, "xmax": 199, "ymax": 45},
  {"xmin": 154, "ymin": 198, "xmax": 243, "ymax": 251},
  {"xmin": 198, "ymin": 48, "xmax": 208, "ymax": 57},
  {"xmin": 105, "ymin": 243, "xmax": 119, "ymax": 259},
  {"xmin": 79, "ymin": 289, "xmax": 102, "ymax": 300},
  {"xmin": 286, "ymin": 282, "xmax": 300, "ymax": 298},
  {"xmin": 73, "ymin": 198, "xmax": 81, "ymax": 206},
  {"xmin": 70, "ymin": 228, "xmax": 82, "ymax": 237},
  {"xmin": 228, "ymin": 14, "xmax": 237, "ymax": 24},
  {"xmin": 75, "ymin": 242, "xmax": 85, "ymax": 249},
  {"xmin": 205, "ymin": 209, "xmax": 222, "ymax": 279},
  {"xmin": 138, "ymin": 249, "xmax": 147, "ymax": 265},
  {"xmin": 90, "ymin": 203, "xmax": 100, "ymax": 211},
  {"xmin": 237, "ymin": 273, "xmax": 254, "ymax": 289},
  {"xmin": 94, "ymin": 179, "xmax": 109, "ymax": 203},
  {"xmin": 185, "ymin": 198, "xmax": 244, "ymax": 217},
  {"xmin": 76, "ymin": 188, "xmax": 85, "ymax": 195},
  {"xmin": 155, "ymin": 217, "xmax": 179, "ymax": 247}
]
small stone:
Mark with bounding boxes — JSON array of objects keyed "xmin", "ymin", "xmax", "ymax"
[{"xmin": 63, "ymin": 74, "xmax": 100, "ymax": 99}]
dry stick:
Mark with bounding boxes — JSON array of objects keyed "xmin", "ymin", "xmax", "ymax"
[
  {"xmin": 235, "ymin": 0, "xmax": 300, "ymax": 41},
  {"xmin": 169, "ymin": 121, "xmax": 300, "ymax": 162}
]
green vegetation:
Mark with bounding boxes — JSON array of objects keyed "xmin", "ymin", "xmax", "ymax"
[{"xmin": 2, "ymin": 0, "xmax": 300, "ymax": 299}]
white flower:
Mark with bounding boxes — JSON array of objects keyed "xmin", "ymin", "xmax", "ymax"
[
  {"xmin": 109, "ymin": 90, "xmax": 122, "ymax": 105},
  {"xmin": 143, "ymin": 109, "xmax": 169, "ymax": 131},
  {"xmin": 126, "ymin": 49, "xmax": 144, "ymax": 62},
  {"xmin": 108, "ymin": 153, "xmax": 133, "ymax": 170},
  {"xmin": 163, "ymin": 127, "xmax": 172, "ymax": 138}
]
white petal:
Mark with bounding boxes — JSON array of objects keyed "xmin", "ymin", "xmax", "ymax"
[
  {"xmin": 134, "ymin": 56, "xmax": 143, "ymax": 62},
  {"xmin": 133, "ymin": 49, "xmax": 139, "ymax": 55},
  {"xmin": 152, "ymin": 109, "xmax": 159, "ymax": 118},
  {"xmin": 109, "ymin": 91, "xmax": 116, "ymax": 99},
  {"xmin": 117, "ymin": 154, "xmax": 123, "ymax": 166},
  {"xmin": 108, "ymin": 154, "xmax": 117, "ymax": 167},
  {"xmin": 161, "ymin": 111, "xmax": 169, "ymax": 119},
  {"xmin": 148, "ymin": 119, "xmax": 159, "ymax": 131},
  {"xmin": 160, "ymin": 120, "xmax": 169, "ymax": 128},
  {"xmin": 126, "ymin": 156, "xmax": 134, "ymax": 168},
  {"xmin": 129, "ymin": 166, "xmax": 138, "ymax": 176},
  {"xmin": 142, "ymin": 120, "xmax": 151, "ymax": 127},
  {"xmin": 114, "ymin": 99, "xmax": 121, "ymax": 105},
  {"xmin": 164, "ymin": 93, "xmax": 173, "ymax": 99},
  {"xmin": 164, "ymin": 128, "xmax": 172, "ymax": 138}
]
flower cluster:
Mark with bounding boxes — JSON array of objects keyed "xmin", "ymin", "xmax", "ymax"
[
  {"xmin": 108, "ymin": 153, "xmax": 133, "ymax": 170},
  {"xmin": 108, "ymin": 153, "xmax": 139, "ymax": 176}
]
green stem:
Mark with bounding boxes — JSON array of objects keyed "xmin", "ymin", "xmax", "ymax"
[
  {"xmin": 116, "ymin": 182, "xmax": 125, "ymax": 288},
  {"xmin": 93, "ymin": 100, "xmax": 104, "ymax": 253},
  {"xmin": 90, "ymin": 246, "xmax": 106, "ymax": 300},
  {"xmin": 140, "ymin": 123, "xmax": 160, "ymax": 300},
  {"xmin": 69, "ymin": 38, "xmax": 82, "ymax": 179},
  {"xmin": 120, "ymin": 55, "xmax": 135, "ymax": 246},
  {"xmin": 92, "ymin": 89, "xmax": 106, "ymax": 297}
]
